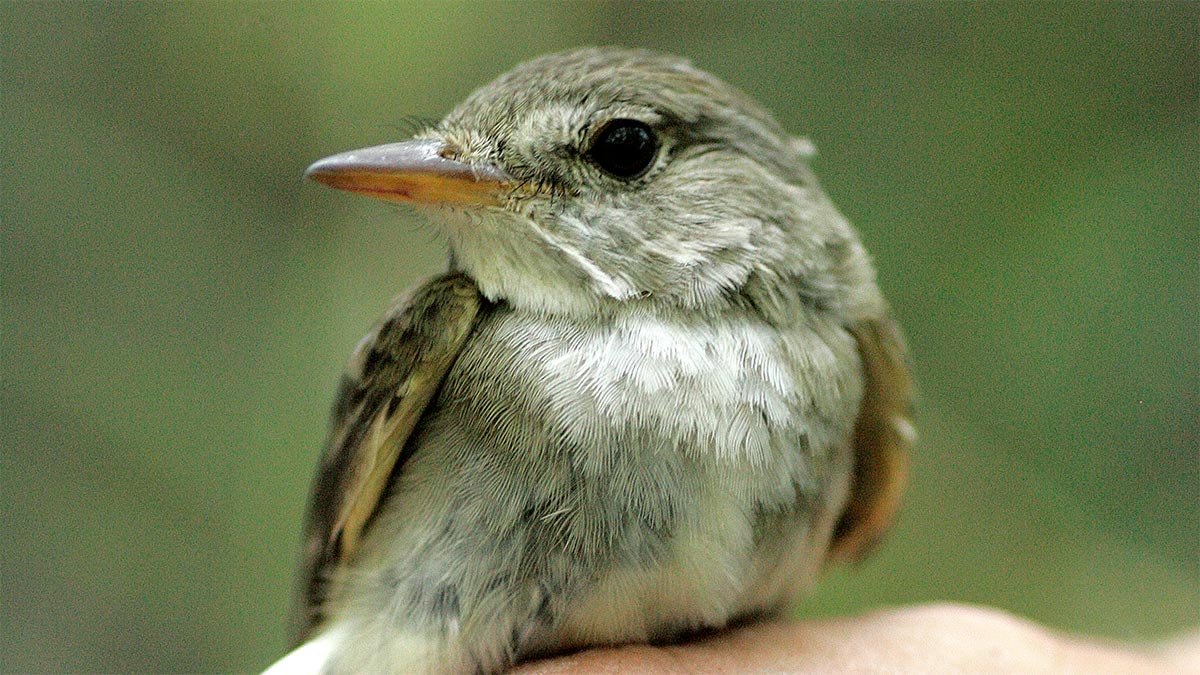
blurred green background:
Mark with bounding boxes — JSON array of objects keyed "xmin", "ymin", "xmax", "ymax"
[{"xmin": 3, "ymin": 1, "xmax": 1196, "ymax": 672}]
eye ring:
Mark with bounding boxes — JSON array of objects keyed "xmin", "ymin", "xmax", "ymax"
[{"xmin": 586, "ymin": 119, "xmax": 659, "ymax": 179}]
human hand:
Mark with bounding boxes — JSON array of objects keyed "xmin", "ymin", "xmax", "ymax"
[{"xmin": 514, "ymin": 604, "xmax": 1200, "ymax": 674}]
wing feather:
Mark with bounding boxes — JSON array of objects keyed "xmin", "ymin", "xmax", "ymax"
[
  {"xmin": 829, "ymin": 316, "xmax": 916, "ymax": 563},
  {"xmin": 293, "ymin": 272, "xmax": 483, "ymax": 641}
]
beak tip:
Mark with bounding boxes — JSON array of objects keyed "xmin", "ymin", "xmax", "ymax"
[{"xmin": 303, "ymin": 157, "xmax": 335, "ymax": 183}]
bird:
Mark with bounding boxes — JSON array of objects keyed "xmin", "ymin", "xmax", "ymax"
[{"xmin": 265, "ymin": 46, "xmax": 914, "ymax": 674}]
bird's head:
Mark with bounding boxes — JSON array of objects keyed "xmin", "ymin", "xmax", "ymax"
[{"xmin": 308, "ymin": 47, "xmax": 882, "ymax": 321}]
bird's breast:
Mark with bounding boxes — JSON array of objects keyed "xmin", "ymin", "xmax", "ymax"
[
  {"xmin": 426, "ymin": 305, "xmax": 864, "ymax": 641},
  {"xmin": 439, "ymin": 305, "xmax": 862, "ymax": 505}
]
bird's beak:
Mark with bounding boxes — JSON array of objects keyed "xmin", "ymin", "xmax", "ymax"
[{"xmin": 305, "ymin": 140, "xmax": 515, "ymax": 207}]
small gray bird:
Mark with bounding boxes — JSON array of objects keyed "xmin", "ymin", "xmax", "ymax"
[{"xmin": 266, "ymin": 47, "xmax": 913, "ymax": 674}]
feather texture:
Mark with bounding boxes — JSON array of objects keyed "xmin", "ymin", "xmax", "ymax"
[
  {"xmin": 830, "ymin": 317, "xmax": 916, "ymax": 562},
  {"xmin": 294, "ymin": 273, "xmax": 483, "ymax": 641}
]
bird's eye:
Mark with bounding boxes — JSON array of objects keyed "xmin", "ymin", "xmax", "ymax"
[{"xmin": 587, "ymin": 119, "xmax": 658, "ymax": 179}]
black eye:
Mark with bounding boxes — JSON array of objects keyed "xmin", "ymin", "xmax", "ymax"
[{"xmin": 587, "ymin": 119, "xmax": 658, "ymax": 179}]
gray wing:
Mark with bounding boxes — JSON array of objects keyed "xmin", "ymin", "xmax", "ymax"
[
  {"xmin": 828, "ymin": 316, "xmax": 916, "ymax": 563},
  {"xmin": 293, "ymin": 272, "xmax": 484, "ymax": 642}
]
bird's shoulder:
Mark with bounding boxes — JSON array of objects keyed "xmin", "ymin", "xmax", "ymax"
[{"xmin": 294, "ymin": 271, "xmax": 484, "ymax": 642}]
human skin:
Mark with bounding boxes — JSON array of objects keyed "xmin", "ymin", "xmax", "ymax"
[{"xmin": 514, "ymin": 604, "xmax": 1200, "ymax": 674}]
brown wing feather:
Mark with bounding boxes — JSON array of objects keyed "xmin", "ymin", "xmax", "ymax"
[
  {"xmin": 829, "ymin": 316, "xmax": 916, "ymax": 563},
  {"xmin": 292, "ymin": 272, "xmax": 483, "ymax": 642}
]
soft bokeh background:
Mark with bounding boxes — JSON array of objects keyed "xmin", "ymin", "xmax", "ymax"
[{"xmin": 3, "ymin": 1, "xmax": 1196, "ymax": 672}]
